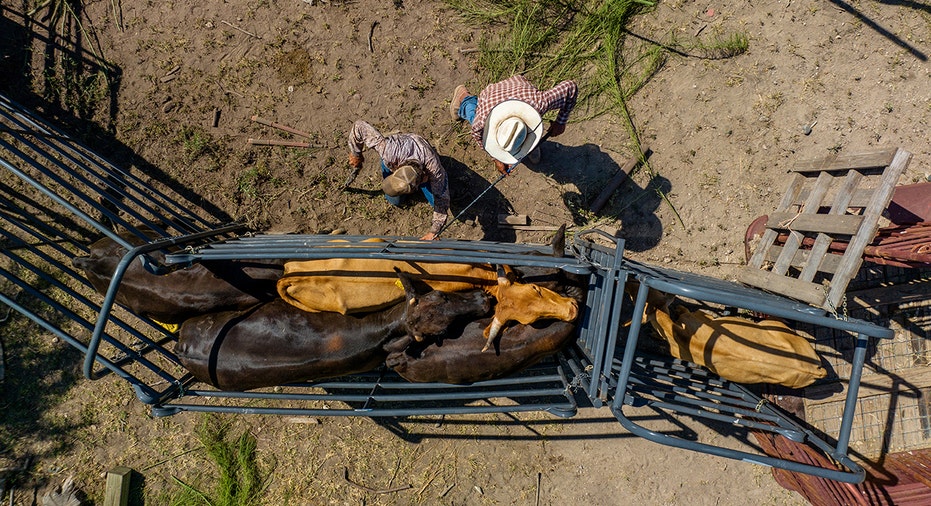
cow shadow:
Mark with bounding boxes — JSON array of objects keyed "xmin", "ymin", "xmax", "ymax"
[
  {"xmin": 527, "ymin": 141, "xmax": 666, "ymax": 252},
  {"xmin": 440, "ymin": 155, "xmax": 517, "ymax": 242}
]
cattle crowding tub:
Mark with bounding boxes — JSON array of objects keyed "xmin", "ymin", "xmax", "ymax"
[{"xmin": 0, "ymin": 91, "xmax": 893, "ymax": 484}]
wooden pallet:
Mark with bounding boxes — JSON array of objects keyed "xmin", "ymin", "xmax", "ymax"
[{"xmin": 738, "ymin": 147, "xmax": 912, "ymax": 311}]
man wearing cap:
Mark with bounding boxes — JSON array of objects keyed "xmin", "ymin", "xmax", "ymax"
[
  {"xmin": 450, "ymin": 75, "xmax": 578, "ymax": 174},
  {"xmin": 347, "ymin": 120, "xmax": 449, "ymax": 240}
]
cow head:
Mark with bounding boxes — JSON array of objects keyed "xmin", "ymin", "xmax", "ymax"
[
  {"xmin": 482, "ymin": 265, "xmax": 579, "ymax": 352},
  {"xmin": 395, "ymin": 268, "xmax": 493, "ymax": 342}
]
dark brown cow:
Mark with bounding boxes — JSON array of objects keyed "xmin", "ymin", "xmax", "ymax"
[
  {"xmin": 175, "ymin": 274, "xmax": 493, "ymax": 391},
  {"xmin": 72, "ymin": 230, "xmax": 284, "ymax": 323},
  {"xmin": 385, "ymin": 318, "xmax": 576, "ymax": 384}
]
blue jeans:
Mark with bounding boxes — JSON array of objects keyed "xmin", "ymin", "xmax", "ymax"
[
  {"xmin": 458, "ymin": 95, "xmax": 478, "ymax": 125},
  {"xmin": 381, "ymin": 161, "xmax": 434, "ymax": 207}
]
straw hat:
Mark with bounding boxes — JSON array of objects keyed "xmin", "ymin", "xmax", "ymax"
[
  {"xmin": 382, "ymin": 161, "xmax": 424, "ymax": 197},
  {"xmin": 482, "ymin": 100, "xmax": 544, "ymax": 164}
]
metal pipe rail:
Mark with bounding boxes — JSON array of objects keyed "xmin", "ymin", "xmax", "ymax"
[
  {"xmin": 568, "ymin": 231, "xmax": 892, "ymax": 483},
  {"xmin": 162, "ymin": 233, "xmax": 592, "ymax": 275}
]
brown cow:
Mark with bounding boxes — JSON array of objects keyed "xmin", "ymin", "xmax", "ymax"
[
  {"xmin": 72, "ymin": 229, "xmax": 284, "ymax": 323},
  {"xmin": 277, "ymin": 230, "xmax": 582, "ymax": 348},
  {"xmin": 175, "ymin": 273, "xmax": 493, "ymax": 391},
  {"xmin": 385, "ymin": 318, "xmax": 576, "ymax": 384}
]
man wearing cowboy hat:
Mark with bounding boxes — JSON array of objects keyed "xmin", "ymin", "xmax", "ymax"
[
  {"xmin": 450, "ymin": 75, "xmax": 578, "ymax": 174},
  {"xmin": 347, "ymin": 120, "xmax": 450, "ymax": 240}
]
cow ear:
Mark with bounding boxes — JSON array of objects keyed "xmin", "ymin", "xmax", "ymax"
[
  {"xmin": 495, "ymin": 265, "xmax": 516, "ymax": 284},
  {"xmin": 395, "ymin": 268, "xmax": 421, "ymax": 301},
  {"xmin": 550, "ymin": 224, "xmax": 566, "ymax": 256}
]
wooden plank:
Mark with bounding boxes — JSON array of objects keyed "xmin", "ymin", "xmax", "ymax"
[
  {"xmin": 497, "ymin": 214, "xmax": 528, "ymax": 225},
  {"xmin": 589, "ymin": 147, "xmax": 651, "ymax": 214},
  {"xmin": 772, "ymin": 171, "xmax": 835, "ymax": 277},
  {"xmin": 774, "ymin": 172, "xmax": 809, "ymax": 213},
  {"xmin": 825, "ymin": 148, "xmax": 912, "ymax": 310},
  {"xmin": 805, "ymin": 367, "xmax": 931, "ymax": 406},
  {"xmin": 792, "ymin": 147, "xmax": 898, "ymax": 173},
  {"xmin": 498, "ymin": 224, "xmax": 562, "ymax": 231},
  {"xmin": 761, "ymin": 244, "xmax": 843, "ymax": 274},
  {"xmin": 746, "ymin": 228, "xmax": 780, "ymax": 269},
  {"xmin": 747, "ymin": 173, "xmax": 807, "ymax": 269},
  {"xmin": 799, "ymin": 170, "xmax": 863, "ymax": 282},
  {"xmin": 765, "ymin": 213, "xmax": 863, "ymax": 235},
  {"xmin": 104, "ymin": 466, "xmax": 133, "ymax": 506},
  {"xmin": 795, "ymin": 187, "xmax": 876, "ymax": 209},
  {"xmin": 736, "ymin": 267, "xmax": 827, "ymax": 306}
]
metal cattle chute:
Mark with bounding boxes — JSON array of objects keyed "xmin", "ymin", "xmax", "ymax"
[{"xmin": 0, "ymin": 92, "xmax": 891, "ymax": 484}]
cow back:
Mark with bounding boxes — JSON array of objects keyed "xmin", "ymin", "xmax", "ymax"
[
  {"xmin": 386, "ymin": 318, "xmax": 577, "ymax": 384},
  {"xmin": 177, "ymin": 299, "xmax": 406, "ymax": 390},
  {"xmin": 277, "ymin": 258, "xmax": 497, "ymax": 314}
]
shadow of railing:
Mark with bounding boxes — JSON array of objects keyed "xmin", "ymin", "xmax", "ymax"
[{"xmin": 826, "ymin": 0, "xmax": 927, "ymax": 61}]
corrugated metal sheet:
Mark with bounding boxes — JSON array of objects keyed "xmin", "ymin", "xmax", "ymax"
[{"xmin": 756, "ymin": 432, "xmax": 931, "ymax": 505}]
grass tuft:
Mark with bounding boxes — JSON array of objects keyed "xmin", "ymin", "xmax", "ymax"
[{"xmin": 169, "ymin": 414, "xmax": 274, "ymax": 506}]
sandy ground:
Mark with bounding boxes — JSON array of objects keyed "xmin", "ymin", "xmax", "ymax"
[{"xmin": 2, "ymin": 0, "xmax": 931, "ymax": 503}]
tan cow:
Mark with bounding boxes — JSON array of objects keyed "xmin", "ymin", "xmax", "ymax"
[
  {"xmin": 277, "ymin": 259, "xmax": 578, "ymax": 350},
  {"xmin": 483, "ymin": 267, "xmax": 578, "ymax": 351},
  {"xmin": 632, "ymin": 284, "xmax": 827, "ymax": 388},
  {"xmin": 278, "ymin": 258, "xmax": 498, "ymax": 313}
]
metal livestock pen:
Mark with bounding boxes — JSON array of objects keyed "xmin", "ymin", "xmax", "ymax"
[{"xmin": 0, "ymin": 91, "xmax": 892, "ymax": 483}]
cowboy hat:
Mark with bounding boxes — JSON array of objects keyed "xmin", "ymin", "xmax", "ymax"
[
  {"xmin": 382, "ymin": 161, "xmax": 424, "ymax": 197},
  {"xmin": 482, "ymin": 100, "xmax": 544, "ymax": 164}
]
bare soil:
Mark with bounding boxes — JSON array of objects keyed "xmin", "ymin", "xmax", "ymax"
[{"xmin": 2, "ymin": 0, "xmax": 931, "ymax": 504}]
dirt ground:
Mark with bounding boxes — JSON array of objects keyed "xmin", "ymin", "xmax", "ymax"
[{"xmin": 2, "ymin": 0, "xmax": 931, "ymax": 504}]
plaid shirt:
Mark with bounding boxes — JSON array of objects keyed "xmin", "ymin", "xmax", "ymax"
[
  {"xmin": 471, "ymin": 75, "xmax": 578, "ymax": 144},
  {"xmin": 348, "ymin": 121, "xmax": 449, "ymax": 235}
]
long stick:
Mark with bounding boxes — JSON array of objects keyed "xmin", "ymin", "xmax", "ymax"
[
  {"xmin": 251, "ymin": 115, "xmax": 313, "ymax": 139},
  {"xmin": 589, "ymin": 146, "xmax": 651, "ymax": 214},
  {"xmin": 247, "ymin": 138, "xmax": 311, "ymax": 148},
  {"xmin": 343, "ymin": 165, "xmax": 362, "ymax": 189},
  {"xmin": 438, "ymin": 171, "xmax": 508, "ymax": 237},
  {"xmin": 437, "ymin": 132, "xmax": 550, "ymax": 238}
]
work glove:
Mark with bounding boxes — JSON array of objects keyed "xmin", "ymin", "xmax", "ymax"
[
  {"xmin": 348, "ymin": 152, "xmax": 364, "ymax": 168},
  {"xmin": 548, "ymin": 122, "xmax": 566, "ymax": 137},
  {"xmin": 494, "ymin": 160, "xmax": 510, "ymax": 175}
]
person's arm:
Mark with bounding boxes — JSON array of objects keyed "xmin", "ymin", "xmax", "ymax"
[
  {"xmin": 422, "ymin": 149, "xmax": 449, "ymax": 239},
  {"xmin": 544, "ymin": 81, "xmax": 578, "ymax": 135},
  {"xmin": 347, "ymin": 120, "xmax": 387, "ymax": 165}
]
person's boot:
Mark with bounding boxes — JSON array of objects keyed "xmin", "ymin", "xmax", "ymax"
[{"xmin": 450, "ymin": 85, "xmax": 469, "ymax": 120}]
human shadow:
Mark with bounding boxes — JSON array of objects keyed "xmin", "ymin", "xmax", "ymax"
[
  {"xmin": 529, "ymin": 140, "xmax": 666, "ymax": 252},
  {"xmin": 439, "ymin": 155, "xmax": 517, "ymax": 242}
]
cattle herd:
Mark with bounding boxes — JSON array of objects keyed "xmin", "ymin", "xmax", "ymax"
[{"xmin": 71, "ymin": 227, "xmax": 587, "ymax": 391}]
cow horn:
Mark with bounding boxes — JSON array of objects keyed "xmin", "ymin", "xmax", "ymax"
[{"xmin": 482, "ymin": 318, "xmax": 503, "ymax": 352}]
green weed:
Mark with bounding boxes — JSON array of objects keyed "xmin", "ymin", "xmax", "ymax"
[
  {"xmin": 169, "ymin": 415, "xmax": 273, "ymax": 506},
  {"xmin": 177, "ymin": 126, "xmax": 212, "ymax": 163}
]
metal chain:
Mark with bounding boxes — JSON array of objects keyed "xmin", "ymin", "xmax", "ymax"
[{"xmin": 822, "ymin": 286, "xmax": 849, "ymax": 321}]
